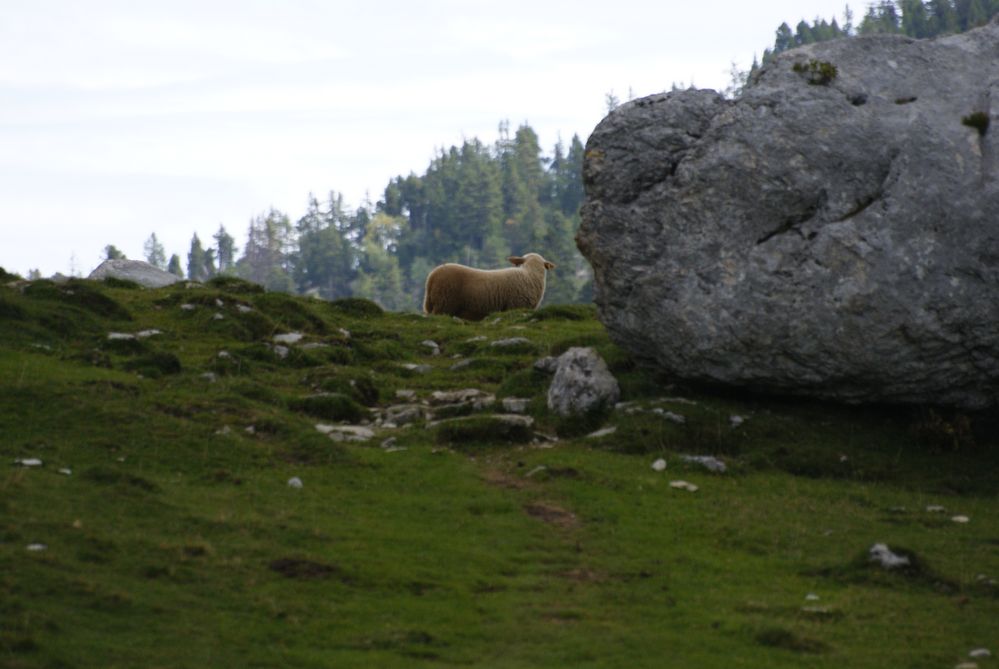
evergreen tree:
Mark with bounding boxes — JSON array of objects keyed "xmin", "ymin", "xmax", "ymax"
[
  {"xmin": 213, "ymin": 225, "xmax": 237, "ymax": 275},
  {"xmin": 293, "ymin": 193, "xmax": 357, "ymax": 299},
  {"xmin": 927, "ymin": 0, "xmax": 959, "ymax": 34},
  {"xmin": 352, "ymin": 213, "xmax": 409, "ymax": 310},
  {"xmin": 167, "ymin": 254, "xmax": 183, "ymax": 277},
  {"xmin": 238, "ymin": 209, "xmax": 295, "ymax": 292},
  {"xmin": 143, "ymin": 233, "xmax": 166, "ymax": 269},
  {"xmin": 774, "ymin": 22, "xmax": 795, "ymax": 52},
  {"xmin": 103, "ymin": 245, "xmax": 126, "ymax": 261},
  {"xmin": 901, "ymin": 0, "xmax": 932, "ymax": 36},
  {"xmin": 186, "ymin": 234, "xmax": 209, "ymax": 282}
]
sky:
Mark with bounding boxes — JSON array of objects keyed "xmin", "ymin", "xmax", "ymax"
[{"xmin": 0, "ymin": 0, "xmax": 854, "ymax": 277}]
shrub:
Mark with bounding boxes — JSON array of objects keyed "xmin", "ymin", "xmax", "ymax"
[
  {"xmin": 962, "ymin": 111, "xmax": 990, "ymax": 136},
  {"xmin": 792, "ymin": 59, "xmax": 837, "ymax": 85}
]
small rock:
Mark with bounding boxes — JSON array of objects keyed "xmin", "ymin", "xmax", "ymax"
[
  {"xmin": 299, "ymin": 342, "xmax": 329, "ymax": 351},
  {"xmin": 236, "ymin": 304, "xmax": 253, "ymax": 313},
  {"xmin": 58, "ymin": 468, "xmax": 72, "ymax": 476},
  {"xmin": 680, "ymin": 455, "xmax": 727, "ymax": 473},
  {"xmin": 272, "ymin": 345, "xmax": 290, "ymax": 359},
  {"xmin": 926, "ymin": 505, "xmax": 947, "ymax": 513},
  {"xmin": 651, "ymin": 458, "xmax": 667, "ymax": 472},
  {"xmin": 805, "ymin": 593, "xmax": 820, "ymax": 601},
  {"xmin": 383, "ymin": 404, "xmax": 425, "ymax": 426},
  {"xmin": 547, "ymin": 347, "xmax": 621, "ymax": 417},
  {"xmin": 315, "ymin": 424, "xmax": 376, "ymax": 442},
  {"xmin": 180, "ymin": 303, "xmax": 196, "ymax": 311},
  {"xmin": 421, "ymin": 340, "xmax": 440, "ymax": 355},
  {"xmin": 395, "ymin": 389, "xmax": 417, "ymax": 400},
  {"xmin": 501, "ymin": 397, "xmax": 530, "ymax": 414},
  {"xmin": 449, "ymin": 359, "xmax": 474, "ymax": 371},
  {"xmin": 951, "ymin": 515, "xmax": 970, "ymax": 524},
  {"xmin": 586, "ymin": 426, "xmax": 617, "ymax": 439},
  {"xmin": 287, "ymin": 477, "xmax": 303, "ymax": 489},
  {"xmin": 429, "ymin": 388, "xmax": 495, "ymax": 408},
  {"xmin": 525, "ymin": 465, "xmax": 547, "ymax": 478},
  {"xmin": 217, "ymin": 350, "xmax": 232, "ymax": 359},
  {"xmin": 215, "ymin": 298, "xmax": 224, "ymax": 308},
  {"xmin": 212, "ymin": 312, "xmax": 225, "ymax": 320},
  {"xmin": 464, "ymin": 336, "xmax": 488, "ymax": 343},
  {"xmin": 534, "ymin": 356, "xmax": 560, "ymax": 373},
  {"xmin": 399, "ymin": 363, "xmax": 432, "ymax": 374},
  {"xmin": 380, "ymin": 437, "xmax": 397, "ymax": 449},
  {"xmin": 491, "ymin": 337, "xmax": 533, "ymax": 348},
  {"xmin": 652, "ymin": 408, "xmax": 686, "ymax": 424},
  {"xmin": 969, "ymin": 649, "xmax": 992, "ymax": 659},
  {"xmin": 669, "ymin": 480, "xmax": 698, "ymax": 492},
  {"xmin": 273, "ymin": 332, "xmax": 304, "ymax": 345},
  {"xmin": 26, "ymin": 543, "xmax": 48, "ymax": 552},
  {"xmin": 245, "ymin": 426, "xmax": 256, "ymax": 435},
  {"xmin": 338, "ymin": 328, "xmax": 351, "ymax": 339},
  {"xmin": 729, "ymin": 414, "xmax": 745, "ymax": 428},
  {"xmin": 216, "ymin": 426, "xmax": 233, "ymax": 436},
  {"xmin": 201, "ymin": 372, "xmax": 218, "ymax": 383},
  {"xmin": 14, "ymin": 458, "xmax": 43, "ymax": 467},
  {"xmin": 107, "ymin": 332, "xmax": 136, "ymax": 341},
  {"xmin": 869, "ymin": 543, "xmax": 910, "ymax": 569}
]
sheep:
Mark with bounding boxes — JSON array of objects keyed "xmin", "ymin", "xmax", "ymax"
[{"xmin": 423, "ymin": 253, "xmax": 556, "ymax": 321}]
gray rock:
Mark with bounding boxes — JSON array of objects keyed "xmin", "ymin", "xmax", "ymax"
[
  {"xmin": 869, "ymin": 543, "xmax": 910, "ymax": 569},
  {"xmin": 273, "ymin": 332, "xmax": 304, "ymax": 345},
  {"xmin": 88, "ymin": 259, "xmax": 182, "ymax": 288},
  {"xmin": 383, "ymin": 404, "xmax": 426, "ymax": 426},
  {"xmin": 490, "ymin": 337, "xmax": 533, "ymax": 348},
  {"xmin": 680, "ymin": 455, "xmax": 727, "ymax": 473},
  {"xmin": 315, "ymin": 424, "xmax": 375, "ymax": 442},
  {"xmin": 429, "ymin": 388, "xmax": 495, "ymax": 408},
  {"xmin": 501, "ymin": 397, "xmax": 531, "ymax": 414},
  {"xmin": 534, "ymin": 356, "xmax": 560, "ymax": 374},
  {"xmin": 578, "ymin": 21, "xmax": 999, "ymax": 409},
  {"xmin": 547, "ymin": 347, "xmax": 621, "ymax": 416}
]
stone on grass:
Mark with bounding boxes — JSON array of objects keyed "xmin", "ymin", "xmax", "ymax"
[
  {"xmin": 669, "ymin": 480, "xmax": 698, "ymax": 492},
  {"xmin": 680, "ymin": 455, "xmax": 727, "ymax": 473},
  {"xmin": 26, "ymin": 543, "xmax": 48, "ymax": 552},
  {"xmin": 969, "ymin": 649, "xmax": 991, "ymax": 659},
  {"xmin": 652, "ymin": 408, "xmax": 686, "ymax": 424},
  {"xmin": 273, "ymin": 332, "xmax": 305, "ymax": 345},
  {"xmin": 287, "ymin": 477, "xmax": 303, "ymax": 489},
  {"xmin": 107, "ymin": 332, "xmax": 136, "ymax": 341},
  {"xmin": 58, "ymin": 468, "xmax": 72, "ymax": 476},
  {"xmin": 14, "ymin": 458, "xmax": 43, "ymax": 467},
  {"xmin": 501, "ymin": 397, "xmax": 530, "ymax": 414},
  {"xmin": 651, "ymin": 458, "xmax": 667, "ymax": 472},
  {"xmin": 547, "ymin": 347, "xmax": 620, "ymax": 417},
  {"xmin": 586, "ymin": 426, "xmax": 617, "ymax": 439},
  {"xmin": 952, "ymin": 515, "xmax": 970, "ymax": 524},
  {"xmin": 869, "ymin": 543, "xmax": 910, "ymax": 569},
  {"xmin": 395, "ymin": 389, "xmax": 417, "ymax": 400},
  {"xmin": 421, "ymin": 340, "xmax": 441, "ymax": 355},
  {"xmin": 534, "ymin": 356, "xmax": 560, "ymax": 374},
  {"xmin": 315, "ymin": 424, "xmax": 375, "ymax": 442},
  {"xmin": 383, "ymin": 404, "xmax": 426, "ymax": 426}
]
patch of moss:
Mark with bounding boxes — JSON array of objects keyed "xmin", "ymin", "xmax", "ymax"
[
  {"xmin": 434, "ymin": 415, "xmax": 534, "ymax": 447},
  {"xmin": 532, "ymin": 304, "xmax": 597, "ymax": 321},
  {"xmin": 792, "ymin": 59, "xmax": 838, "ymax": 86},
  {"xmin": 24, "ymin": 280, "xmax": 132, "ymax": 321},
  {"xmin": 962, "ymin": 111, "xmax": 990, "ymax": 136},
  {"xmin": 100, "ymin": 277, "xmax": 142, "ymax": 290},
  {"xmin": 253, "ymin": 292, "xmax": 327, "ymax": 333},
  {"xmin": 206, "ymin": 276, "xmax": 265, "ymax": 294},
  {"xmin": 122, "ymin": 351, "xmax": 182, "ymax": 378},
  {"xmin": 288, "ymin": 393, "xmax": 369, "ymax": 423},
  {"xmin": 754, "ymin": 627, "xmax": 828, "ymax": 654},
  {"xmin": 326, "ymin": 297, "xmax": 383, "ymax": 318}
]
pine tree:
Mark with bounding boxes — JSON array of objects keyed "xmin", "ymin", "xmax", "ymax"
[
  {"xmin": 167, "ymin": 254, "xmax": 183, "ymax": 277},
  {"xmin": 927, "ymin": 0, "xmax": 959, "ymax": 34},
  {"xmin": 187, "ymin": 234, "xmax": 208, "ymax": 282},
  {"xmin": 103, "ymin": 245, "xmax": 126, "ymax": 261},
  {"xmin": 143, "ymin": 233, "xmax": 166, "ymax": 269},
  {"xmin": 901, "ymin": 0, "xmax": 932, "ymax": 36},
  {"xmin": 213, "ymin": 225, "xmax": 237, "ymax": 275}
]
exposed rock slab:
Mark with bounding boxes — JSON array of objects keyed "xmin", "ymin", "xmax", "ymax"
[
  {"xmin": 88, "ymin": 259, "xmax": 183, "ymax": 288},
  {"xmin": 578, "ymin": 21, "xmax": 999, "ymax": 409}
]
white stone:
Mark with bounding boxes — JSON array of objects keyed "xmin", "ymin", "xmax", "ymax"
[
  {"xmin": 869, "ymin": 543, "xmax": 910, "ymax": 569},
  {"xmin": 926, "ymin": 504, "xmax": 947, "ymax": 513},
  {"xmin": 395, "ymin": 389, "xmax": 417, "ymax": 400},
  {"xmin": 669, "ymin": 480, "xmax": 698, "ymax": 492},
  {"xmin": 14, "ymin": 458, "xmax": 43, "ymax": 467},
  {"xmin": 315, "ymin": 424, "xmax": 375, "ymax": 442},
  {"xmin": 805, "ymin": 593, "xmax": 820, "ymax": 601},
  {"xmin": 212, "ymin": 312, "xmax": 225, "ymax": 320},
  {"xmin": 729, "ymin": 414, "xmax": 746, "ymax": 427},
  {"xmin": 215, "ymin": 298, "xmax": 224, "ymax": 307},
  {"xmin": 652, "ymin": 408, "xmax": 687, "ymax": 424},
  {"xmin": 501, "ymin": 397, "xmax": 531, "ymax": 414},
  {"xmin": 952, "ymin": 515, "xmax": 971, "ymax": 524},
  {"xmin": 272, "ymin": 345, "xmax": 290, "ymax": 359},
  {"xmin": 58, "ymin": 468, "xmax": 72, "ymax": 476},
  {"xmin": 107, "ymin": 332, "xmax": 136, "ymax": 341},
  {"xmin": 587, "ymin": 426, "xmax": 617, "ymax": 439},
  {"xmin": 237, "ymin": 304, "xmax": 253, "ymax": 313},
  {"xmin": 651, "ymin": 458, "xmax": 667, "ymax": 472},
  {"xmin": 680, "ymin": 455, "xmax": 727, "ymax": 473},
  {"xmin": 26, "ymin": 543, "xmax": 47, "ymax": 552},
  {"xmin": 969, "ymin": 649, "xmax": 991, "ymax": 659},
  {"xmin": 421, "ymin": 340, "xmax": 440, "ymax": 355},
  {"xmin": 287, "ymin": 477, "xmax": 303, "ymax": 489},
  {"xmin": 547, "ymin": 347, "xmax": 621, "ymax": 417},
  {"xmin": 136, "ymin": 329, "xmax": 162, "ymax": 338},
  {"xmin": 491, "ymin": 337, "xmax": 533, "ymax": 348},
  {"xmin": 955, "ymin": 663, "xmax": 979, "ymax": 669},
  {"xmin": 273, "ymin": 332, "xmax": 304, "ymax": 345},
  {"xmin": 201, "ymin": 372, "xmax": 218, "ymax": 383},
  {"xmin": 338, "ymin": 328, "xmax": 352, "ymax": 339},
  {"xmin": 180, "ymin": 303, "xmax": 196, "ymax": 311},
  {"xmin": 464, "ymin": 336, "xmax": 488, "ymax": 343}
]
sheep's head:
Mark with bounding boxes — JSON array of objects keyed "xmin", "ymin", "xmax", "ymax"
[{"xmin": 509, "ymin": 253, "xmax": 556, "ymax": 271}]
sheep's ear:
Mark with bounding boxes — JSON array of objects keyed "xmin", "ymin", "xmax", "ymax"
[
  {"xmin": 508, "ymin": 256, "xmax": 525, "ymax": 266},
  {"xmin": 544, "ymin": 261, "xmax": 556, "ymax": 270}
]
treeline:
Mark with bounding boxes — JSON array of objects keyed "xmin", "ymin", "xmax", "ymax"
[
  {"xmin": 750, "ymin": 0, "xmax": 999, "ymax": 73},
  {"xmin": 121, "ymin": 123, "xmax": 590, "ymax": 311}
]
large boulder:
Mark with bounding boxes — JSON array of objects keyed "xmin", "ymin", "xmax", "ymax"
[
  {"xmin": 577, "ymin": 21, "xmax": 999, "ymax": 409},
  {"xmin": 88, "ymin": 259, "xmax": 182, "ymax": 288}
]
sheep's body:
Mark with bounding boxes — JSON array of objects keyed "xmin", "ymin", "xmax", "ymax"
[{"xmin": 423, "ymin": 253, "xmax": 555, "ymax": 321}]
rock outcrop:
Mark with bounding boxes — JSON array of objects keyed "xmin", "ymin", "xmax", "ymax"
[
  {"xmin": 89, "ymin": 259, "xmax": 182, "ymax": 288},
  {"xmin": 547, "ymin": 347, "xmax": 620, "ymax": 416},
  {"xmin": 577, "ymin": 20, "xmax": 999, "ymax": 409}
]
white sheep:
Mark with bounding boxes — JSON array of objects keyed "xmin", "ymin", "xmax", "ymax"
[{"xmin": 423, "ymin": 253, "xmax": 556, "ymax": 321}]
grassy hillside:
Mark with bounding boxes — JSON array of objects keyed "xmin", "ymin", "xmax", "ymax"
[{"xmin": 2, "ymin": 275, "xmax": 997, "ymax": 668}]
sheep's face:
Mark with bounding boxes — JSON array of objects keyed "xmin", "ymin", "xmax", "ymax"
[{"xmin": 509, "ymin": 253, "xmax": 556, "ymax": 271}]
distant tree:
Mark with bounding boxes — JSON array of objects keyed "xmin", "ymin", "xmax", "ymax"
[
  {"xmin": 605, "ymin": 91, "xmax": 621, "ymax": 114},
  {"xmin": 901, "ymin": 0, "xmax": 932, "ymax": 36},
  {"xmin": 27, "ymin": 269, "xmax": 42, "ymax": 280},
  {"xmin": 352, "ymin": 213, "xmax": 409, "ymax": 310},
  {"xmin": 167, "ymin": 254, "xmax": 183, "ymax": 277},
  {"xmin": 213, "ymin": 225, "xmax": 237, "ymax": 275},
  {"xmin": 774, "ymin": 22, "xmax": 795, "ymax": 52},
  {"xmin": 186, "ymin": 234, "xmax": 209, "ymax": 281},
  {"xmin": 143, "ymin": 233, "xmax": 166, "ymax": 269},
  {"xmin": 103, "ymin": 245, "xmax": 126, "ymax": 261},
  {"xmin": 293, "ymin": 193, "xmax": 356, "ymax": 299},
  {"xmin": 927, "ymin": 0, "xmax": 959, "ymax": 33},
  {"xmin": 238, "ymin": 209, "xmax": 295, "ymax": 292}
]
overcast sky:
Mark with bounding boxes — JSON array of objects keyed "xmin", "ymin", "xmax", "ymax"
[{"xmin": 1, "ymin": 0, "xmax": 853, "ymax": 277}]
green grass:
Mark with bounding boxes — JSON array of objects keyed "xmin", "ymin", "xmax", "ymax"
[{"xmin": 1, "ymin": 279, "xmax": 998, "ymax": 668}]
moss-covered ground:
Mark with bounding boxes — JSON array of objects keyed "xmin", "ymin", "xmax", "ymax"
[{"xmin": 1, "ymin": 276, "xmax": 997, "ymax": 668}]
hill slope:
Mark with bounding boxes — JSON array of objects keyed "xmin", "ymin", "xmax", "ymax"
[{"xmin": 2, "ymin": 276, "xmax": 997, "ymax": 668}]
